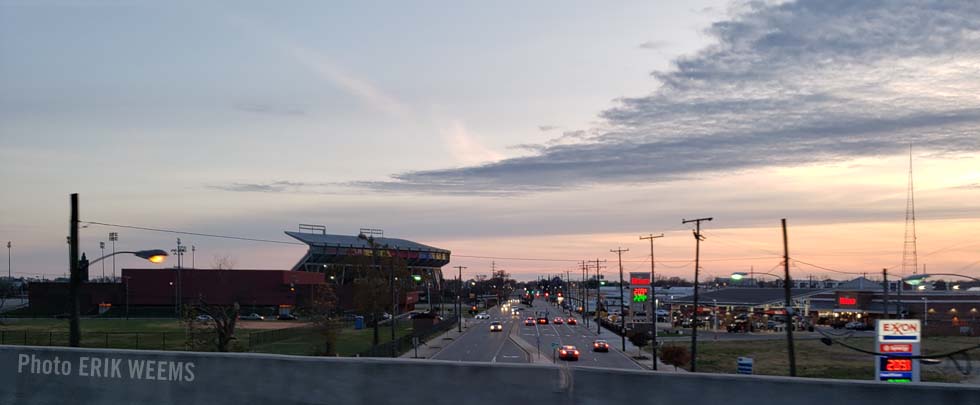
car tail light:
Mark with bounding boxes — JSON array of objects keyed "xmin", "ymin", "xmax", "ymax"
[
  {"xmin": 573, "ymin": 351, "xmax": 579, "ymax": 355},
  {"xmin": 594, "ymin": 343, "xmax": 599, "ymax": 347},
  {"xmin": 560, "ymin": 350, "xmax": 566, "ymax": 355}
]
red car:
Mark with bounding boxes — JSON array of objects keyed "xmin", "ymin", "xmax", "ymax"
[
  {"xmin": 553, "ymin": 317, "xmax": 563, "ymax": 324},
  {"xmin": 592, "ymin": 340, "xmax": 610, "ymax": 352},
  {"xmin": 567, "ymin": 318, "xmax": 577, "ymax": 325},
  {"xmin": 537, "ymin": 317, "xmax": 549, "ymax": 325},
  {"xmin": 524, "ymin": 317, "xmax": 535, "ymax": 326},
  {"xmin": 558, "ymin": 345, "xmax": 580, "ymax": 361}
]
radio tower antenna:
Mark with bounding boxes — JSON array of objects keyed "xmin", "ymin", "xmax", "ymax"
[{"xmin": 901, "ymin": 145, "xmax": 918, "ymax": 276}]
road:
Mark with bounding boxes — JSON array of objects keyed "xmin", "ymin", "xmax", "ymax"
[
  {"xmin": 519, "ymin": 299, "xmax": 644, "ymax": 370},
  {"xmin": 430, "ymin": 305, "xmax": 527, "ymax": 363}
]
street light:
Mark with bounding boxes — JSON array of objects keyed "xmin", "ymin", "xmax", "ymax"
[{"xmin": 903, "ymin": 273, "xmax": 980, "ymax": 285}]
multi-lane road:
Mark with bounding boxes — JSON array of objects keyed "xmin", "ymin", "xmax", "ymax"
[{"xmin": 432, "ymin": 298, "xmax": 643, "ymax": 370}]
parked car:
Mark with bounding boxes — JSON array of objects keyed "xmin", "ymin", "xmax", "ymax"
[
  {"xmin": 844, "ymin": 321, "xmax": 871, "ymax": 330},
  {"xmin": 195, "ymin": 314, "xmax": 213, "ymax": 322},
  {"xmin": 240, "ymin": 313, "xmax": 264, "ymax": 321},
  {"xmin": 277, "ymin": 313, "xmax": 297, "ymax": 321}
]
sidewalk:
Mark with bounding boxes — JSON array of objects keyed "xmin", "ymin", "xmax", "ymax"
[
  {"xmin": 398, "ymin": 319, "xmax": 469, "ymax": 359},
  {"xmin": 595, "ymin": 322, "xmax": 683, "ymax": 372}
]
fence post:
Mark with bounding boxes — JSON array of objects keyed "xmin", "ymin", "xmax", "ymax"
[
  {"xmin": 49, "ymin": 331, "xmax": 53, "ymax": 346},
  {"xmin": 105, "ymin": 332, "xmax": 109, "ymax": 348},
  {"xmin": 24, "ymin": 330, "xmax": 28, "ymax": 345}
]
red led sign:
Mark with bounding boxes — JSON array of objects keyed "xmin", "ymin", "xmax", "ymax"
[
  {"xmin": 630, "ymin": 277, "xmax": 651, "ymax": 285},
  {"xmin": 884, "ymin": 358, "xmax": 912, "ymax": 372},
  {"xmin": 633, "ymin": 287, "xmax": 649, "ymax": 296},
  {"xmin": 880, "ymin": 344, "xmax": 912, "ymax": 353},
  {"xmin": 838, "ymin": 297, "xmax": 858, "ymax": 305}
]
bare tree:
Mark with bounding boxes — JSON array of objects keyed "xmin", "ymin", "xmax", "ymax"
[
  {"xmin": 183, "ymin": 299, "xmax": 240, "ymax": 352},
  {"xmin": 300, "ymin": 284, "xmax": 338, "ymax": 355},
  {"xmin": 211, "ymin": 255, "xmax": 237, "ymax": 270}
]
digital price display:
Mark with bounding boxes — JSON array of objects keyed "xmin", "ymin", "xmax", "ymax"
[
  {"xmin": 878, "ymin": 356, "xmax": 913, "ymax": 382},
  {"xmin": 632, "ymin": 288, "xmax": 649, "ymax": 303},
  {"xmin": 882, "ymin": 358, "xmax": 912, "ymax": 372}
]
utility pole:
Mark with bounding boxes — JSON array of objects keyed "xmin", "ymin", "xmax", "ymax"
[
  {"xmin": 781, "ymin": 218, "xmax": 797, "ymax": 377},
  {"xmin": 611, "ymin": 247, "xmax": 629, "ymax": 351},
  {"xmin": 882, "ymin": 268, "xmax": 890, "ymax": 320},
  {"xmin": 682, "ymin": 216, "xmax": 712, "ymax": 372},
  {"xmin": 640, "ymin": 233, "xmax": 664, "ymax": 370},
  {"xmin": 69, "ymin": 193, "xmax": 81, "ymax": 347},
  {"xmin": 595, "ymin": 258, "xmax": 604, "ymax": 335},
  {"xmin": 191, "ymin": 245, "xmax": 196, "ymax": 269},
  {"xmin": 455, "ymin": 265, "xmax": 466, "ymax": 332},
  {"xmin": 6, "ymin": 241, "xmax": 11, "ymax": 279}
]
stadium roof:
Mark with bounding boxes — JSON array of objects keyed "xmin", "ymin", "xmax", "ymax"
[{"xmin": 285, "ymin": 231, "xmax": 450, "ymax": 254}]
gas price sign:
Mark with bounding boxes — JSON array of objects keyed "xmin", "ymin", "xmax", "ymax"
[{"xmin": 875, "ymin": 320, "xmax": 920, "ymax": 383}]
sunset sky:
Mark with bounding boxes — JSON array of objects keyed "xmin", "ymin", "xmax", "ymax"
[{"xmin": 2, "ymin": 1, "xmax": 979, "ymax": 282}]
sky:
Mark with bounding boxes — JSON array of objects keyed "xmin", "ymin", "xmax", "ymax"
[{"xmin": 2, "ymin": 0, "xmax": 980, "ymax": 283}]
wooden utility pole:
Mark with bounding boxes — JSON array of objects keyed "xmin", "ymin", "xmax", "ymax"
[
  {"xmin": 640, "ymin": 233, "xmax": 664, "ymax": 370},
  {"xmin": 69, "ymin": 193, "xmax": 81, "ymax": 347},
  {"xmin": 782, "ymin": 218, "xmax": 796, "ymax": 377},
  {"xmin": 610, "ymin": 247, "xmax": 629, "ymax": 351},
  {"xmin": 682, "ymin": 217, "xmax": 712, "ymax": 372}
]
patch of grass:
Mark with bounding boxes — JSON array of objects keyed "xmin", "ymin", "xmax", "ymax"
[{"xmin": 657, "ymin": 336, "xmax": 976, "ymax": 383}]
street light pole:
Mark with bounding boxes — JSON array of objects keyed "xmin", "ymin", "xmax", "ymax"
[
  {"xmin": 100, "ymin": 241, "xmax": 106, "ymax": 282},
  {"xmin": 455, "ymin": 266, "xmax": 466, "ymax": 332},
  {"xmin": 109, "ymin": 232, "xmax": 117, "ymax": 281},
  {"xmin": 6, "ymin": 241, "xmax": 11, "ymax": 279},
  {"xmin": 922, "ymin": 297, "xmax": 928, "ymax": 326}
]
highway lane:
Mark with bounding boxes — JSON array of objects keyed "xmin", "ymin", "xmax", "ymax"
[
  {"xmin": 520, "ymin": 299, "xmax": 644, "ymax": 370},
  {"xmin": 430, "ymin": 305, "xmax": 528, "ymax": 364}
]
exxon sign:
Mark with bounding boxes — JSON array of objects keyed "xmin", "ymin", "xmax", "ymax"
[{"xmin": 877, "ymin": 319, "xmax": 921, "ymax": 343}]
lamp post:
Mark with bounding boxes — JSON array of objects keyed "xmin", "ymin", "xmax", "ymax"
[
  {"xmin": 108, "ymin": 232, "xmax": 118, "ymax": 281},
  {"xmin": 169, "ymin": 281, "xmax": 177, "ymax": 316},
  {"xmin": 6, "ymin": 241, "xmax": 11, "ymax": 279},
  {"xmin": 99, "ymin": 241, "xmax": 106, "ymax": 282}
]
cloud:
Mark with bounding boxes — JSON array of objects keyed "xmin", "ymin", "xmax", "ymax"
[
  {"xmin": 442, "ymin": 120, "xmax": 504, "ymax": 166},
  {"xmin": 357, "ymin": 0, "xmax": 980, "ymax": 195},
  {"xmin": 234, "ymin": 103, "xmax": 306, "ymax": 116},
  {"xmin": 538, "ymin": 125, "xmax": 560, "ymax": 131},
  {"xmin": 638, "ymin": 40, "xmax": 668, "ymax": 50},
  {"xmin": 952, "ymin": 183, "xmax": 980, "ymax": 190},
  {"xmin": 208, "ymin": 181, "xmax": 320, "ymax": 193}
]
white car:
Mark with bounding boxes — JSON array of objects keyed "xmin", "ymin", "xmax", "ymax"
[
  {"xmin": 240, "ymin": 313, "xmax": 264, "ymax": 321},
  {"xmin": 475, "ymin": 313, "xmax": 490, "ymax": 319}
]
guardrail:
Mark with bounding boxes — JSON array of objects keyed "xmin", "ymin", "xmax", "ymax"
[{"xmin": 2, "ymin": 345, "xmax": 977, "ymax": 405}]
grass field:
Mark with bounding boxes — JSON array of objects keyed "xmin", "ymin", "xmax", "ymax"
[
  {"xmin": 657, "ymin": 336, "xmax": 976, "ymax": 383},
  {"xmin": 0, "ymin": 317, "xmax": 419, "ymax": 356}
]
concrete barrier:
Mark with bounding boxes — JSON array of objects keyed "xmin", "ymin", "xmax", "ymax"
[{"xmin": 2, "ymin": 345, "xmax": 978, "ymax": 404}]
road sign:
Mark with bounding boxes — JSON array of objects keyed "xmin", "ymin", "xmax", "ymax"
[
  {"xmin": 876, "ymin": 319, "xmax": 920, "ymax": 382},
  {"xmin": 551, "ymin": 342, "xmax": 560, "ymax": 350},
  {"xmin": 736, "ymin": 357, "xmax": 753, "ymax": 375}
]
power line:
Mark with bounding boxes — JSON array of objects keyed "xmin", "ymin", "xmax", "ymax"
[
  {"xmin": 791, "ymin": 258, "xmax": 865, "ymax": 276},
  {"xmin": 82, "ymin": 221, "xmax": 305, "ymax": 245}
]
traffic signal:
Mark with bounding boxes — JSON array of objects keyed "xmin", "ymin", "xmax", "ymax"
[{"xmin": 412, "ymin": 274, "xmax": 422, "ymax": 282}]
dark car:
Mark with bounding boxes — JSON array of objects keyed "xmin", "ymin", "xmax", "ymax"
[
  {"xmin": 553, "ymin": 317, "xmax": 564, "ymax": 325},
  {"xmin": 489, "ymin": 321, "xmax": 503, "ymax": 332},
  {"xmin": 567, "ymin": 318, "xmax": 577, "ymax": 325},
  {"xmin": 277, "ymin": 313, "xmax": 297, "ymax": 321},
  {"xmin": 592, "ymin": 340, "xmax": 610, "ymax": 352},
  {"xmin": 558, "ymin": 345, "xmax": 580, "ymax": 361},
  {"xmin": 537, "ymin": 316, "xmax": 549, "ymax": 325}
]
